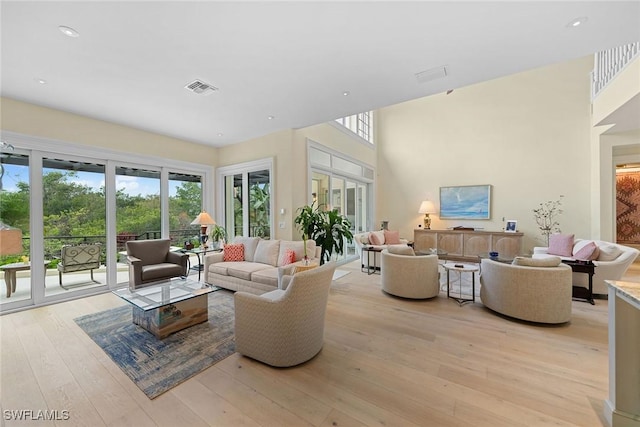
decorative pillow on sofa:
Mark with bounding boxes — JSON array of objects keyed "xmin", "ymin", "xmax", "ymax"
[
  {"xmin": 573, "ymin": 241, "xmax": 600, "ymax": 261},
  {"xmin": 360, "ymin": 234, "xmax": 370, "ymax": 245},
  {"xmin": 369, "ymin": 231, "xmax": 385, "ymax": 245},
  {"xmin": 597, "ymin": 244, "xmax": 623, "ymax": 261},
  {"xmin": 280, "ymin": 248, "xmax": 296, "ymax": 266},
  {"xmin": 223, "ymin": 243, "xmax": 245, "ymax": 262},
  {"xmin": 233, "ymin": 236, "xmax": 260, "ymax": 262},
  {"xmin": 383, "ymin": 230, "xmax": 401, "ymax": 244},
  {"xmin": 254, "ymin": 239, "xmax": 280, "ymax": 266},
  {"xmin": 512, "ymin": 256, "xmax": 562, "ymax": 267},
  {"xmin": 547, "ymin": 234, "xmax": 575, "ymax": 257}
]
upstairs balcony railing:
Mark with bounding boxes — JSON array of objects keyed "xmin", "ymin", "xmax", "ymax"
[{"xmin": 591, "ymin": 42, "xmax": 640, "ymax": 99}]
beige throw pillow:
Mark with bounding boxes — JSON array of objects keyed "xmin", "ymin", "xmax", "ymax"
[{"xmin": 387, "ymin": 244, "xmax": 415, "ymax": 256}]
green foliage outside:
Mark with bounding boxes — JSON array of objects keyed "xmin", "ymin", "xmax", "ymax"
[{"xmin": 0, "ymin": 171, "xmax": 203, "ymax": 265}]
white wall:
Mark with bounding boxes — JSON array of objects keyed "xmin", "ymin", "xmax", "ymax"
[{"xmin": 376, "ymin": 56, "xmax": 594, "ymax": 253}]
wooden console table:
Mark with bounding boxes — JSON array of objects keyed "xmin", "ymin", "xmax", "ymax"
[{"xmin": 414, "ymin": 229, "xmax": 523, "ymax": 262}]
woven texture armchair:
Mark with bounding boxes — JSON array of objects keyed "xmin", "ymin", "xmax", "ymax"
[
  {"xmin": 381, "ymin": 248, "xmax": 440, "ymax": 299},
  {"xmin": 125, "ymin": 238, "xmax": 188, "ymax": 289},
  {"xmin": 479, "ymin": 258, "xmax": 573, "ymax": 324},
  {"xmin": 234, "ymin": 261, "xmax": 337, "ymax": 367}
]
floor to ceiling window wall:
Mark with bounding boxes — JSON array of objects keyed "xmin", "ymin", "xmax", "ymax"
[
  {"xmin": 308, "ymin": 143, "xmax": 374, "ymax": 260},
  {"xmin": 0, "ymin": 133, "xmax": 212, "ymax": 312}
]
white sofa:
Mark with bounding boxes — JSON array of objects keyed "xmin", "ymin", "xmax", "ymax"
[
  {"xmin": 533, "ymin": 238, "xmax": 639, "ymax": 295},
  {"xmin": 203, "ymin": 236, "xmax": 321, "ymax": 295},
  {"xmin": 353, "ymin": 231, "xmax": 409, "ymax": 266}
]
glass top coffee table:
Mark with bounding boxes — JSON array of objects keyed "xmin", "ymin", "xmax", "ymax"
[{"xmin": 113, "ymin": 277, "xmax": 220, "ymax": 338}]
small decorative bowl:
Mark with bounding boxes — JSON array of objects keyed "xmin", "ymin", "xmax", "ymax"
[{"xmin": 489, "ymin": 251, "xmax": 499, "ymax": 259}]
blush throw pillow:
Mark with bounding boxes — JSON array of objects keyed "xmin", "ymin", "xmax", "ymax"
[
  {"xmin": 383, "ymin": 230, "xmax": 401, "ymax": 244},
  {"xmin": 280, "ymin": 248, "xmax": 296, "ymax": 266},
  {"xmin": 369, "ymin": 231, "xmax": 385, "ymax": 246},
  {"xmin": 223, "ymin": 243, "xmax": 245, "ymax": 262},
  {"xmin": 573, "ymin": 241, "xmax": 600, "ymax": 261},
  {"xmin": 547, "ymin": 234, "xmax": 575, "ymax": 257}
]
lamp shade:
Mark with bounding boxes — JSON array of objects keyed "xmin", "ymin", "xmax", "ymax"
[
  {"xmin": 191, "ymin": 211, "xmax": 216, "ymax": 226},
  {"xmin": 418, "ymin": 200, "xmax": 436, "ymax": 214}
]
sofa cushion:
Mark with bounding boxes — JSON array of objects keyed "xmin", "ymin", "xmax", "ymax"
[
  {"xmin": 223, "ymin": 243, "xmax": 245, "ymax": 262},
  {"xmin": 359, "ymin": 233, "xmax": 370, "ymax": 245},
  {"xmin": 597, "ymin": 244, "xmax": 623, "ymax": 261},
  {"xmin": 573, "ymin": 241, "xmax": 600, "ymax": 261},
  {"xmin": 251, "ymin": 267, "xmax": 279, "ymax": 287},
  {"xmin": 369, "ymin": 231, "xmax": 385, "ymax": 245},
  {"xmin": 233, "ymin": 236, "xmax": 260, "ymax": 261},
  {"xmin": 512, "ymin": 256, "xmax": 562, "ymax": 267},
  {"xmin": 227, "ymin": 262, "xmax": 272, "ymax": 281},
  {"xmin": 548, "ymin": 234, "xmax": 574, "ymax": 257},
  {"xmin": 384, "ymin": 230, "xmax": 401, "ymax": 244},
  {"xmin": 254, "ymin": 239, "xmax": 280, "ymax": 266},
  {"xmin": 277, "ymin": 240, "xmax": 316, "ymax": 266},
  {"xmin": 387, "ymin": 244, "xmax": 415, "ymax": 256}
]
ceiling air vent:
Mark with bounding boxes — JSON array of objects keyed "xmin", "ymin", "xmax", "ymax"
[
  {"xmin": 415, "ymin": 66, "xmax": 448, "ymax": 84},
  {"xmin": 184, "ymin": 79, "xmax": 218, "ymax": 95}
]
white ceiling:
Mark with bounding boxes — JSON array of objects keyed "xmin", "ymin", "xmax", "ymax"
[{"xmin": 2, "ymin": 1, "xmax": 639, "ymax": 147}]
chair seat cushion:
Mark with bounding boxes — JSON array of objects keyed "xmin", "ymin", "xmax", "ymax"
[{"xmin": 141, "ymin": 263, "xmax": 184, "ymax": 282}]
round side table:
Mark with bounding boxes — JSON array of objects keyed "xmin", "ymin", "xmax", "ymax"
[{"xmin": 443, "ymin": 263, "xmax": 479, "ymax": 305}]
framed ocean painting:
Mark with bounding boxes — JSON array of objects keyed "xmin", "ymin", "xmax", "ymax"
[{"xmin": 439, "ymin": 185, "xmax": 491, "ymax": 220}]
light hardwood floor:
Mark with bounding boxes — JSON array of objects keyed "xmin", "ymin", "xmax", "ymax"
[{"xmin": 1, "ymin": 261, "xmax": 639, "ymax": 427}]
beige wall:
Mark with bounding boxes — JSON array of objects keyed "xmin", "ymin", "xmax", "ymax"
[
  {"xmin": 376, "ymin": 56, "xmax": 594, "ymax": 253},
  {"xmin": 216, "ymin": 123, "xmax": 377, "ymax": 240},
  {"xmin": 1, "ymin": 97, "xmax": 215, "ymax": 165}
]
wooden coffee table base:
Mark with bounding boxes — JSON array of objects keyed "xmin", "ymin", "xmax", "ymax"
[{"xmin": 132, "ymin": 293, "xmax": 209, "ymax": 339}]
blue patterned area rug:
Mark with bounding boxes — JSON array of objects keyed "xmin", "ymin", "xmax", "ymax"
[{"xmin": 74, "ymin": 289, "xmax": 236, "ymax": 399}]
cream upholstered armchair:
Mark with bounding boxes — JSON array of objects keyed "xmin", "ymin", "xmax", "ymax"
[
  {"xmin": 479, "ymin": 257, "xmax": 573, "ymax": 324},
  {"xmin": 125, "ymin": 238, "xmax": 188, "ymax": 289},
  {"xmin": 381, "ymin": 246, "xmax": 439, "ymax": 299},
  {"xmin": 234, "ymin": 261, "xmax": 337, "ymax": 367}
]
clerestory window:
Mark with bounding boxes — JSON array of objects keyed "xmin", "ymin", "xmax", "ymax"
[{"xmin": 335, "ymin": 111, "xmax": 374, "ymax": 144}]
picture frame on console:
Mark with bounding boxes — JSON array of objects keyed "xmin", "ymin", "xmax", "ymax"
[
  {"xmin": 505, "ymin": 220, "xmax": 517, "ymax": 232},
  {"xmin": 439, "ymin": 184, "xmax": 491, "ymax": 220}
]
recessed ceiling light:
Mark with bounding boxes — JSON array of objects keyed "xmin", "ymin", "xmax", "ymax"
[
  {"xmin": 267, "ymin": 115, "xmax": 275, "ymax": 120},
  {"xmin": 35, "ymin": 78, "xmax": 47, "ymax": 85},
  {"xmin": 217, "ymin": 133, "xmax": 224, "ymax": 137},
  {"xmin": 343, "ymin": 91, "xmax": 350, "ymax": 96},
  {"xmin": 58, "ymin": 26, "xmax": 80, "ymax": 38},
  {"xmin": 567, "ymin": 17, "xmax": 588, "ymax": 28}
]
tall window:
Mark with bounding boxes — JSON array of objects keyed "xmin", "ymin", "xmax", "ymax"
[
  {"xmin": 169, "ymin": 172, "xmax": 202, "ymax": 247},
  {"xmin": 42, "ymin": 158, "xmax": 106, "ymax": 295},
  {"xmin": 335, "ymin": 111, "xmax": 374, "ymax": 144},
  {"xmin": 218, "ymin": 159, "xmax": 273, "ymax": 241}
]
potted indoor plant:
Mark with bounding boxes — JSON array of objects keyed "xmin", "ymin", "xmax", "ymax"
[
  {"xmin": 208, "ymin": 224, "xmax": 228, "ymax": 249},
  {"xmin": 295, "ymin": 202, "xmax": 353, "ymax": 265}
]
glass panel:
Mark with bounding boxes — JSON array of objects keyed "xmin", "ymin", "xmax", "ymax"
[
  {"xmin": 225, "ymin": 174, "xmax": 242, "ymax": 240},
  {"xmin": 331, "ymin": 177, "xmax": 344, "ymax": 214},
  {"xmin": 312, "ymin": 172, "xmax": 330, "ymax": 208},
  {"xmin": 333, "ymin": 157, "xmax": 362, "ymax": 177},
  {"xmin": 116, "ymin": 166, "xmax": 161, "ymax": 255},
  {"xmin": 0, "ymin": 154, "xmax": 30, "ymax": 304},
  {"xmin": 309, "ymin": 147, "xmax": 331, "ymax": 167},
  {"xmin": 168, "ymin": 172, "xmax": 202, "ymax": 248},
  {"xmin": 248, "ymin": 170, "xmax": 270, "ymax": 238},
  {"xmin": 42, "ymin": 158, "xmax": 106, "ymax": 295}
]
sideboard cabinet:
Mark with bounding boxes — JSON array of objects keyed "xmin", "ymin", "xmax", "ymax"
[{"xmin": 413, "ymin": 229, "xmax": 523, "ymax": 262}]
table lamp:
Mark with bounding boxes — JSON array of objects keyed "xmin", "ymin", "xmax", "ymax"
[
  {"xmin": 191, "ymin": 212, "xmax": 215, "ymax": 248},
  {"xmin": 418, "ymin": 200, "xmax": 436, "ymax": 229}
]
